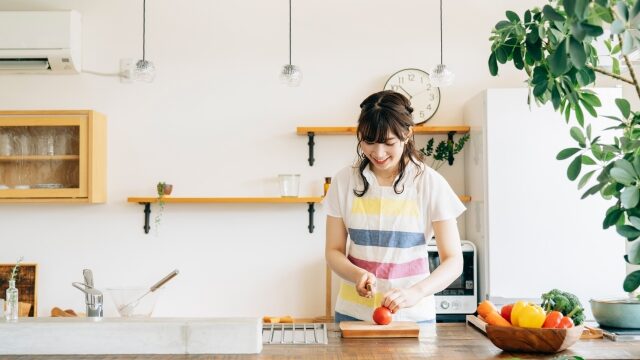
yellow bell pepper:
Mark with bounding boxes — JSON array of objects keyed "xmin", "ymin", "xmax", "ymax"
[
  {"xmin": 518, "ymin": 304, "xmax": 546, "ymax": 328},
  {"xmin": 510, "ymin": 300, "xmax": 528, "ymax": 327}
]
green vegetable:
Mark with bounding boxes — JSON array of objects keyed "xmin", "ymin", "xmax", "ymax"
[{"xmin": 541, "ymin": 289, "xmax": 585, "ymax": 325}]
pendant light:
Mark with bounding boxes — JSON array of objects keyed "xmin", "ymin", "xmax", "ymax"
[
  {"xmin": 429, "ymin": 0, "xmax": 454, "ymax": 87},
  {"xmin": 280, "ymin": 0, "xmax": 302, "ymax": 86},
  {"xmin": 134, "ymin": 0, "xmax": 155, "ymax": 82}
]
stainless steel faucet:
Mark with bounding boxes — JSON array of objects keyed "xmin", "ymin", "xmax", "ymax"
[{"xmin": 72, "ymin": 269, "xmax": 103, "ymax": 318}]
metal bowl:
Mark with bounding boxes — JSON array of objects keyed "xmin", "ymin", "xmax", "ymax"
[{"xmin": 590, "ymin": 298, "xmax": 640, "ymax": 328}]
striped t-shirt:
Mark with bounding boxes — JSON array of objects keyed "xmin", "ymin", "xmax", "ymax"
[{"xmin": 325, "ymin": 161, "xmax": 465, "ymax": 322}]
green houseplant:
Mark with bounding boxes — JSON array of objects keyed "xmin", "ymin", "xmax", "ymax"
[
  {"xmin": 488, "ymin": 0, "xmax": 640, "ymax": 327},
  {"xmin": 420, "ymin": 132, "xmax": 470, "ymax": 171},
  {"xmin": 154, "ymin": 182, "xmax": 173, "ymax": 233}
]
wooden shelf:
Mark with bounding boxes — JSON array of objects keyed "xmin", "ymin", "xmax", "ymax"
[
  {"xmin": 296, "ymin": 125, "xmax": 469, "ymax": 166},
  {"xmin": 296, "ymin": 125, "xmax": 470, "ymax": 135},
  {"xmin": 126, "ymin": 196, "xmax": 324, "ymax": 204},
  {"xmin": 0, "ymin": 155, "xmax": 80, "ymax": 161},
  {"xmin": 127, "ymin": 195, "xmax": 470, "ymax": 235},
  {"xmin": 127, "ymin": 196, "xmax": 324, "ymax": 235}
]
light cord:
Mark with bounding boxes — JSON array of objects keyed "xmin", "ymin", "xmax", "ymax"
[{"xmin": 289, "ymin": 0, "xmax": 292, "ymax": 65}]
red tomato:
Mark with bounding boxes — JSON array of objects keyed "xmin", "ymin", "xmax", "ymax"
[
  {"xmin": 542, "ymin": 311, "xmax": 564, "ymax": 328},
  {"xmin": 500, "ymin": 304, "xmax": 514, "ymax": 323},
  {"xmin": 372, "ymin": 306, "xmax": 393, "ymax": 325},
  {"xmin": 557, "ymin": 316, "xmax": 574, "ymax": 328}
]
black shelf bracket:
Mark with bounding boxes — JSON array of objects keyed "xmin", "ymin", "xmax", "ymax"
[
  {"xmin": 307, "ymin": 202, "xmax": 315, "ymax": 233},
  {"xmin": 307, "ymin": 132, "xmax": 315, "ymax": 166},
  {"xmin": 140, "ymin": 202, "xmax": 151, "ymax": 234}
]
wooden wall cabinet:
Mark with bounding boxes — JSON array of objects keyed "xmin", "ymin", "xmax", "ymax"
[{"xmin": 0, "ymin": 110, "xmax": 106, "ymax": 203}]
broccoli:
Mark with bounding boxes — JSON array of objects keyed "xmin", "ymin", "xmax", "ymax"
[{"xmin": 540, "ymin": 289, "xmax": 585, "ymax": 325}]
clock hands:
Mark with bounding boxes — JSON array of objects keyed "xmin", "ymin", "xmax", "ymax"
[
  {"xmin": 396, "ymin": 85, "xmax": 413, "ymax": 99},
  {"xmin": 412, "ymin": 87, "xmax": 436, "ymax": 98}
]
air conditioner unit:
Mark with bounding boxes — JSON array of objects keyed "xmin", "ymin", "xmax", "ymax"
[{"xmin": 0, "ymin": 11, "xmax": 81, "ymax": 74}]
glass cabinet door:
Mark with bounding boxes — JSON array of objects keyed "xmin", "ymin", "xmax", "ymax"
[{"xmin": 0, "ymin": 116, "xmax": 88, "ymax": 199}]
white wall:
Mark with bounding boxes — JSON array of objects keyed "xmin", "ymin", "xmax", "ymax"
[{"xmin": 0, "ymin": 0, "xmax": 611, "ymax": 318}]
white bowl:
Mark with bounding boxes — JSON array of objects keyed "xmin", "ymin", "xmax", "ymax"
[{"xmin": 106, "ymin": 287, "xmax": 162, "ymax": 318}]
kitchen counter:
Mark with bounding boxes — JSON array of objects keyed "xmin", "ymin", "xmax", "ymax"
[{"xmin": 1, "ymin": 323, "xmax": 639, "ymax": 359}]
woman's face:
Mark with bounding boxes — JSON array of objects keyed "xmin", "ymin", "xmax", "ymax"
[{"xmin": 360, "ymin": 132, "xmax": 406, "ymax": 173}]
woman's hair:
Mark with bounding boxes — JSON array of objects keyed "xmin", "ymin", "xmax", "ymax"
[{"xmin": 354, "ymin": 90, "xmax": 424, "ymax": 197}]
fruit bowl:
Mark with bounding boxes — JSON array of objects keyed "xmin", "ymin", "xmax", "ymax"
[{"xmin": 485, "ymin": 324, "xmax": 584, "ymax": 353}]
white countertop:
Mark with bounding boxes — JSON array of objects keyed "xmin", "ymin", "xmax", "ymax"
[{"xmin": 0, "ymin": 317, "xmax": 262, "ymax": 355}]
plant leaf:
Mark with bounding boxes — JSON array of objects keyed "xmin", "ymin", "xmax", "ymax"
[
  {"xmin": 557, "ymin": 147, "xmax": 582, "ymax": 160},
  {"xmin": 549, "ymin": 40, "xmax": 570, "ymax": 76},
  {"xmin": 489, "ymin": 52, "xmax": 498, "ymax": 76},
  {"xmin": 570, "ymin": 126, "xmax": 586, "ymax": 145},
  {"xmin": 569, "ymin": 36, "xmax": 587, "ymax": 68},
  {"xmin": 506, "ymin": 10, "xmax": 520, "ymax": 22},
  {"xmin": 582, "ymin": 155, "xmax": 596, "ymax": 165},
  {"xmin": 627, "ymin": 240, "xmax": 640, "ymax": 265},
  {"xmin": 616, "ymin": 98, "xmax": 631, "ymax": 118},
  {"xmin": 611, "ymin": 167, "xmax": 636, "ymax": 185},
  {"xmin": 617, "ymin": 224, "xmax": 640, "ymax": 240},
  {"xmin": 564, "ymin": 0, "xmax": 576, "ymax": 17},
  {"xmin": 543, "ymin": 4, "xmax": 565, "ymax": 21},
  {"xmin": 622, "ymin": 186, "xmax": 640, "ymax": 208},
  {"xmin": 617, "ymin": 159, "xmax": 637, "ymax": 177},
  {"xmin": 624, "ymin": 270, "xmax": 640, "ymax": 292},
  {"xmin": 611, "ymin": 19, "xmax": 626, "ymax": 34},
  {"xmin": 578, "ymin": 169, "xmax": 596, "ymax": 189},
  {"xmin": 630, "ymin": 216, "xmax": 640, "ymax": 230},
  {"xmin": 603, "ymin": 208, "xmax": 623, "ymax": 228},
  {"xmin": 568, "ymin": 155, "xmax": 583, "ymax": 181},
  {"xmin": 581, "ymin": 23, "xmax": 604, "ymax": 37},
  {"xmin": 495, "ymin": 20, "xmax": 512, "ymax": 30}
]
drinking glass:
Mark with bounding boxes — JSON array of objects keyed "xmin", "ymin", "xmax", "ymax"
[{"xmin": 278, "ymin": 174, "xmax": 300, "ymax": 197}]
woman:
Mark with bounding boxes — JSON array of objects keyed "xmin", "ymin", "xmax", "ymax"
[{"xmin": 325, "ymin": 90, "xmax": 465, "ymax": 323}]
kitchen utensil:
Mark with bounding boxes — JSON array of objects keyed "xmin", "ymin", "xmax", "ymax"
[
  {"xmin": 117, "ymin": 269, "xmax": 179, "ymax": 316},
  {"xmin": 339, "ymin": 321, "xmax": 419, "ymax": 338},
  {"xmin": 590, "ymin": 298, "xmax": 640, "ymax": 328}
]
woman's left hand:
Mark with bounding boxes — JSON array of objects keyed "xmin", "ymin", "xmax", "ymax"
[{"xmin": 381, "ymin": 287, "xmax": 423, "ymax": 313}]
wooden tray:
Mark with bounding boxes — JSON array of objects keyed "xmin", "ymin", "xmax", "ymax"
[
  {"xmin": 340, "ymin": 321, "xmax": 419, "ymax": 338},
  {"xmin": 0, "ymin": 263, "xmax": 37, "ymax": 317}
]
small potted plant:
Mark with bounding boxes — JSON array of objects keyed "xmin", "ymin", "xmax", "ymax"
[
  {"xmin": 420, "ymin": 132, "xmax": 470, "ymax": 171},
  {"xmin": 5, "ymin": 256, "xmax": 23, "ymax": 321},
  {"xmin": 154, "ymin": 182, "xmax": 173, "ymax": 234}
]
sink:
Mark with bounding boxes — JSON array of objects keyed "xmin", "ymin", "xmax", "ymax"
[{"xmin": 0, "ymin": 317, "xmax": 262, "ymax": 355}]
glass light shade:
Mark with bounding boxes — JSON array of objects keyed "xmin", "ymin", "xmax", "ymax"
[
  {"xmin": 134, "ymin": 59, "xmax": 156, "ymax": 82},
  {"xmin": 429, "ymin": 63, "xmax": 455, "ymax": 87},
  {"xmin": 280, "ymin": 64, "xmax": 302, "ymax": 87}
]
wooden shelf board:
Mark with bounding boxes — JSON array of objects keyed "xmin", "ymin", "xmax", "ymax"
[
  {"xmin": 127, "ymin": 195, "xmax": 470, "ymax": 203},
  {"xmin": 0, "ymin": 155, "xmax": 79, "ymax": 161},
  {"xmin": 296, "ymin": 125, "xmax": 469, "ymax": 135},
  {"xmin": 127, "ymin": 196, "xmax": 325, "ymax": 204}
]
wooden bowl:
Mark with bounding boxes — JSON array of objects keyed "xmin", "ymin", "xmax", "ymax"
[{"xmin": 486, "ymin": 324, "xmax": 584, "ymax": 353}]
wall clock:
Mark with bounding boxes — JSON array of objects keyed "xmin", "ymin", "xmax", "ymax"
[{"xmin": 383, "ymin": 68, "xmax": 440, "ymax": 125}]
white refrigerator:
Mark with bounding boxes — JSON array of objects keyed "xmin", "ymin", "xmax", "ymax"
[{"xmin": 463, "ymin": 88, "xmax": 626, "ymax": 320}]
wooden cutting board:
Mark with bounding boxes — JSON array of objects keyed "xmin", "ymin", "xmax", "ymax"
[{"xmin": 339, "ymin": 321, "xmax": 420, "ymax": 338}]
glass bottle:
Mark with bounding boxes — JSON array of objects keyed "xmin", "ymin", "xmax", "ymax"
[
  {"xmin": 5, "ymin": 279, "xmax": 18, "ymax": 321},
  {"xmin": 324, "ymin": 177, "xmax": 332, "ymax": 196}
]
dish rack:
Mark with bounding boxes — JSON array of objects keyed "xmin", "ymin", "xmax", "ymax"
[{"xmin": 262, "ymin": 323, "xmax": 328, "ymax": 345}]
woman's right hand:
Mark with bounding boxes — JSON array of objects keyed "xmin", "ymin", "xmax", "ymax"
[{"xmin": 356, "ymin": 271, "xmax": 376, "ymax": 298}]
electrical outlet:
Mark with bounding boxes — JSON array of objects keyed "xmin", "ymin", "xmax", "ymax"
[{"xmin": 120, "ymin": 58, "xmax": 134, "ymax": 83}]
